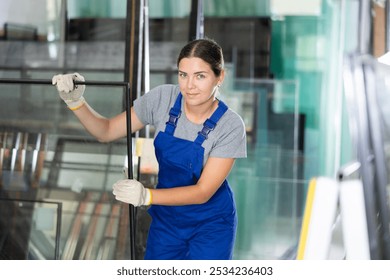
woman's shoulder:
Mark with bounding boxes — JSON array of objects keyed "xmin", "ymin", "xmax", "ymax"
[
  {"xmin": 144, "ymin": 84, "xmax": 180, "ymax": 107},
  {"xmin": 208, "ymin": 100, "xmax": 247, "ymax": 158},
  {"xmin": 150, "ymin": 84, "xmax": 180, "ymax": 95},
  {"xmin": 220, "ymin": 102, "xmax": 246, "ymax": 129}
]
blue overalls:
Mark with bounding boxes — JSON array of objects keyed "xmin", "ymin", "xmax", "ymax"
[{"xmin": 144, "ymin": 93, "xmax": 237, "ymax": 260}]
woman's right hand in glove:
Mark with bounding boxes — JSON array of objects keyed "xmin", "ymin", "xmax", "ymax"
[{"xmin": 52, "ymin": 73, "xmax": 86, "ymax": 110}]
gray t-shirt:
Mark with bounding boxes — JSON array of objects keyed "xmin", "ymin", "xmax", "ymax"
[{"xmin": 133, "ymin": 84, "xmax": 247, "ymax": 165}]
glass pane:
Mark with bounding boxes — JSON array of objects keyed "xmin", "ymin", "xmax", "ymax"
[
  {"xmin": 0, "ymin": 82, "xmax": 130, "ymax": 260},
  {"xmin": 0, "ymin": 0, "xmax": 132, "ymax": 260},
  {"xmin": 0, "ymin": 198, "xmax": 61, "ymax": 260},
  {"xmin": 1, "ymin": 0, "xmax": 315, "ymax": 261},
  {"xmin": 225, "ymin": 78, "xmax": 305, "ymax": 259}
]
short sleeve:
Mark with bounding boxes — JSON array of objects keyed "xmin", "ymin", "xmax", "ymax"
[
  {"xmin": 209, "ymin": 110, "xmax": 247, "ymax": 159},
  {"xmin": 133, "ymin": 84, "xmax": 179, "ymax": 126}
]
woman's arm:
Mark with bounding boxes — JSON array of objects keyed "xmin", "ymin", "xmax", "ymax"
[
  {"xmin": 52, "ymin": 73, "xmax": 145, "ymax": 142},
  {"xmin": 150, "ymin": 157, "xmax": 235, "ymax": 206},
  {"xmin": 73, "ymin": 104, "xmax": 145, "ymax": 142}
]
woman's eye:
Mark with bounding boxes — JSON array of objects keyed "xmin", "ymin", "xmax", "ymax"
[
  {"xmin": 197, "ymin": 74, "xmax": 205, "ymax": 79},
  {"xmin": 179, "ymin": 73, "xmax": 187, "ymax": 78}
]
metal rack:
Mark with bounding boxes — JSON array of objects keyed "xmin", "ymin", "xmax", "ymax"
[
  {"xmin": 0, "ymin": 78, "xmax": 137, "ymax": 260},
  {"xmin": 343, "ymin": 54, "xmax": 390, "ymax": 259}
]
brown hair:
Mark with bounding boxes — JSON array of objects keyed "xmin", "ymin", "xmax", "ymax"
[{"xmin": 177, "ymin": 38, "xmax": 224, "ymax": 77}]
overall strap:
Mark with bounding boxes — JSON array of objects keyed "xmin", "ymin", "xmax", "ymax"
[
  {"xmin": 195, "ymin": 100, "xmax": 228, "ymax": 145},
  {"xmin": 164, "ymin": 93, "xmax": 183, "ymax": 135}
]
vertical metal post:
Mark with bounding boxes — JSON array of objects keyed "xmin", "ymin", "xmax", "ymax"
[
  {"xmin": 124, "ymin": 0, "xmax": 141, "ymax": 260},
  {"xmin": 386, "ymin": 0, "xmax": 390, "ymax": 52},
  {"xmin": 189, "ymin": 0, "xmax": 204, "ymax": 40},
  {"xmin": 136, "ymin": 0, "xmax": 145, "ymax": 103},
  {"xmin": 55, "ymin": 202, "xmax": 63, "ymax": 260},
  {"xmin": 124, "ymin": 0, "xmax": 142, "ymax": 107},
  {"xmin": 358, "ymin": 0, "xmax": 373, "ymax": 54},
  {"xmin": 125, "ymin": 82, "xmax": 136, "ymax": 260},
  {"xmin": 59, "ymin": 0, "xmax": 67, "ymax": 69},
  {"xmin": 144, "ymin": 0, "xmax": 150, "ymax": 138}
]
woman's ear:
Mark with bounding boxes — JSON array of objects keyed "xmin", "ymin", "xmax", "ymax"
[{"xmin": 218, "ymin": 69, "xmax": 225, "ymax": 86}]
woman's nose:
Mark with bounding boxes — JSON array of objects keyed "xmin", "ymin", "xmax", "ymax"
[{"xmin": 186, "ymin": 77, "xmax": 195, "ymax": 89}]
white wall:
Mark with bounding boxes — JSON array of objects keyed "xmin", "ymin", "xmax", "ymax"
[
  {"xmin": 271, "ymin": 0, "xmax": 322, "ymax": 16},
  {"xmin": 0, "ymin": 0, "xmax": 61, "ymax": 37}
]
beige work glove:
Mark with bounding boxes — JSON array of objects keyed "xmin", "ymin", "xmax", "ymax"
[
  {"xmin": 52, "ymin": 72, "xmax": 86, "ymax": 110},
  {"xmin": 112, "ymin": 179, "xmax": 152, "ymax": 207}
]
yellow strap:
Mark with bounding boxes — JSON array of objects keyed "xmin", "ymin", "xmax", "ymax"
[
  {"xmin": 69, "ymin": 101, "xmax": 85, "ymax": 111},
  {"xmin": 296, "ymin": 178, "xmax": 317, "ymax": 260},
  {"xmin": 146, "ymin": 188, "xmax": 153, "ymax": 205}
]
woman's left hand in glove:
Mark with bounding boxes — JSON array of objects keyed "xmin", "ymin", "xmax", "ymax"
[{"xmin": 112, "ymin": 179, "xmax": 152, "ymax": 206}]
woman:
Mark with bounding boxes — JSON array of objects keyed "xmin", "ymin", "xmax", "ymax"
[{"xmin": 52, "ymin": 38, "xmax": 247, "ymax": 260}]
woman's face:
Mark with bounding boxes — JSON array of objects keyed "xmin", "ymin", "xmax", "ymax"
[{"xmin": 178, "ymin": 57, "xmax": 224, "ymax": 107}]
